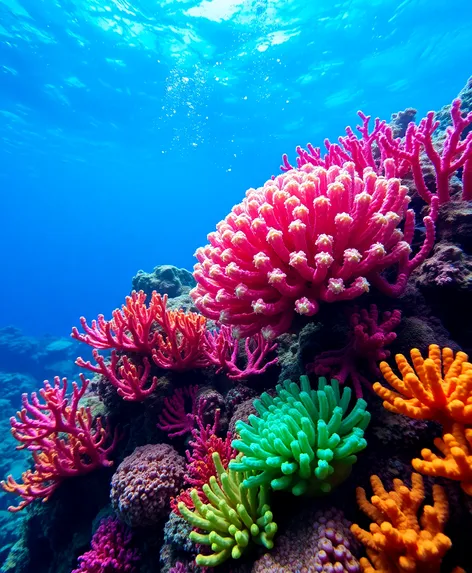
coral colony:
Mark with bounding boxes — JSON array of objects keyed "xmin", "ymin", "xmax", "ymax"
[{"xmin": 2, "ymin": 86, "xmax": 472, "ymax": 573}]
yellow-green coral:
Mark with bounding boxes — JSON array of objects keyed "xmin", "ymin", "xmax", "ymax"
[{"xmin": 177, "ymin": 452, "xmax": 277, "ymax": 567}]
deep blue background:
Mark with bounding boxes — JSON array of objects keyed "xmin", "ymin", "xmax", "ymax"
[{"xmin": 1, "ymin": 0, "xmax": 471, "ymax": 337}]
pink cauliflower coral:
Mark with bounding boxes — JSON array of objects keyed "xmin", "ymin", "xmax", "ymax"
[
  {"xmin": 192, "ymin": 160, "xmax": 436, "ymax": 338},
  {"xmin": 110, "ymin": 443, "xmax": 185, "ymax": 527}
]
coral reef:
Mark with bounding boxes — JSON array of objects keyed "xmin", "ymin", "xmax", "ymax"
[
  {"xmin": 132, "ymin": 265, "xmax": 196, "ymax": 299},
  {"xmin": 3, "ymin": 84, "xmax": 472, "ymax": 573}
]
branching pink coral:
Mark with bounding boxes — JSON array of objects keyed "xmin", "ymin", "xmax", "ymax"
[
  {"xmin": 171, "ymin": 408, "xmax": 237, "ymax": 513},
  {"xmin": 157, "ymin": 385, "xmax": 200, "ymax": 438},
  {"xmin": 72, "ymin": 517, "xmax": 140, "ymax": 573},
  {"xmin": 77, "ymin": 350, "xmax": 161, "ymax": 401},
  {"xmin": 205, "ymin": 325, "xmax": 278, "ymax": 380},
  {"xmin": 184, "ymin": 412, "xmax": 236, "ymax": 490},
  {"xmin": 1, "ymin": 376, "xmax": 117, "ymax": 512},
  {"xmin": 73, "ymin": 291, "xmax": 210, "ymax": 371},
  {"xmin": 192, "ymin": 160, "xmax": 436, "ymax": 338},
  {"xmin": 281, "ymin": 110, "xmax": 408, "ymax": 178},
  {"xmin": 309, "ymin": 305, "xmax": 401, "ymax": 397},
  {"xmin": 283, "ymin": 99, "xmax": 472, "ymax": 205},
  {"xmin": 71, "ymin": 290, "xmax": 162, "ymax": 353},
  {"xmin": 150, "ymin": 297, "xmax": 210, "ymax": 371}
]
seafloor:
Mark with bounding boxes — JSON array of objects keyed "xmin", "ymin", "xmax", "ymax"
[{"xmin": 1, "ymin": 77, "xmax": 472, "ymax": 573}]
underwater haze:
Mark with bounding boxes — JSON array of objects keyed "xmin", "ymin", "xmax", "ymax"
[{"xmin": 1, "ymin": 0, "xmax": 472, "ymax": 337}]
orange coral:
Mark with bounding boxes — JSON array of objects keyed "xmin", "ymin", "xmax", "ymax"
[
  {"xmin": 151, "ymin": 295, "xmax": 209, "ymax": 370},
  {"xmin": 412, "ymin": 423, "xmax": 472, "ymax": 496},
  {"xmin": 351, "ymin": 473, "xmax": 453, "ymax": 573},
  {"xmin": 373, "ymin": 345, "xmax": 472, "ymax": 427}
]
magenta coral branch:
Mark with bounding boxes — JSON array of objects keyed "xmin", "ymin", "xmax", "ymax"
[
  {"xmin": 309, "ymin": 305, "xmax": 401, "ymax": 397},
  {"xmin": 77, "ymin": 350, "xmax": 160, "ymax": 401},
  {"xmin": 1, "ymin": 375, "xmax": 117, "ymax": 511},
  {"xmin": 205, "ymin": 325, "xmax": 278, "ymax": 380},
  {"xmin": 72, "ymin": 517, "xmax": 140, "ymax": 573},
  {"xmin": 71, "ymin": 291, "xmax": 161, "ymax": 353},
  {"xmin": 284, "ymin": 98, "xmax": 472, "ymax": 206},
  {"xmin": 416, "ymin": 99, "xmax": 472, "ymax": 204},
  {"xmin": 157, "ymin": 385, "xmax": 199, "ymax": 438}
]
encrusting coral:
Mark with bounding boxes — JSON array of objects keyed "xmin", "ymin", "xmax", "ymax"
[
  {"xmin": 351, "ymin": 473, "xmax": 455, "ymax": 573},
  {"xmin": 252, "ymin": 506, "xmax": 360, "ymax": 572},
  {"xmin": 110, "ymin": 443, "xmax": 186, "ymax": 527},
  {"xmin": 373, "ymin": 344, "xmax": 472, "ymax": 426},
  {"xmin": 177, "ymin": 452, "xmax": 277, "ymax": 567},
  {"xmin": 230, "ymin": 375, "xmax": 370, "ymax": 496},
  {"xmin": 412, "ymin": 423, "xmax": 472, "ymax": 495}
]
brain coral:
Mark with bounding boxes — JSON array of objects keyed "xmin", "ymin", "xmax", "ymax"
[{"xmin": 111, "ymin": 443, "xmax": 185, "ymax": 527}]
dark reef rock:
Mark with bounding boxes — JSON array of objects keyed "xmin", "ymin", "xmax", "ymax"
[
  {"xmin": 389, "ymin": 106, "xmax": 417, "ymax": 138},
  {"xmin": 415, "ymin": 242, "xmax": 472, "ymax": 291},
  {"xmin": 392, "ymin": 315, "xmax": 459, "ymax": 356},
  {"xmin": 132, "ymin": 265, "xmax": 196, "ymax": 299},
  {"xmin": 228, "ymin": 397, "xmax": 257, "ymax": 435},
  {"xmin": 0, "ymin": 471, "xmax": 113, "ymax": 573},
  {"xmin": 436, "ymin": 199, "xmax": 472, "ymax": 250},
  {"xmin": 435, "ymin": 75, "xmax": 472, "ymax": 133},
  {"xmin": 160, "ymin": 512, "xmax": 202, "ymax": 573},
  {"xmin": 412, "ymin": 199, "xmax": 472, "ymax": 355}
]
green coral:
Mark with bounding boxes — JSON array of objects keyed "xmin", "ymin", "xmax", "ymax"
[
  {"xmin": 177, "ymin": 451, "xmax": 277, "ymax": 567},
  {"xmin": 230, "ymin": 376, "xmax": 370, "ymax": 496}
]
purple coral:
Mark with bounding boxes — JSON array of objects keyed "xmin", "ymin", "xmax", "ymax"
[
  {"xmin": 110, "ymin": 443, "xmax": 185, "ymax": 527},
  {"xmin": 169, "ymin": 563, "xmax": 188, "ymax": 573},
  {"xmin": 72, "ymin": 517, "xmax": 139, "ymax": 573},
  {"xmin": 308, "ymin": 304, "xmax": 401, "ymax": 397},
  {"xmin": 252, "ymin": 507, "xmax": 360, "ymax": 573}
]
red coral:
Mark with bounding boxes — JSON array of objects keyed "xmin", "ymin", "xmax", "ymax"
[
  {"xmin": 1, "ymin": 375, "xmax": 117, "ymax": 512},
  {"xmin": 171, "ymin": 410, "xmax": 237, "ymax": 513},
  {"xmin": 71, "ymin": 290, "xmax": 162, "ymax": 353},
  {"xmin": 73, "ymin": 291, "xmax": 210, "ymax": 371},
  {"xmin": 77, "ymin": 350, "xmax": 160, "ymax": 401}
]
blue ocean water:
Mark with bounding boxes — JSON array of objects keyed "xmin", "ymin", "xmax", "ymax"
[{"xmin": 1, "ymin": 0, "xmax": 471, "ymax": 337}]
